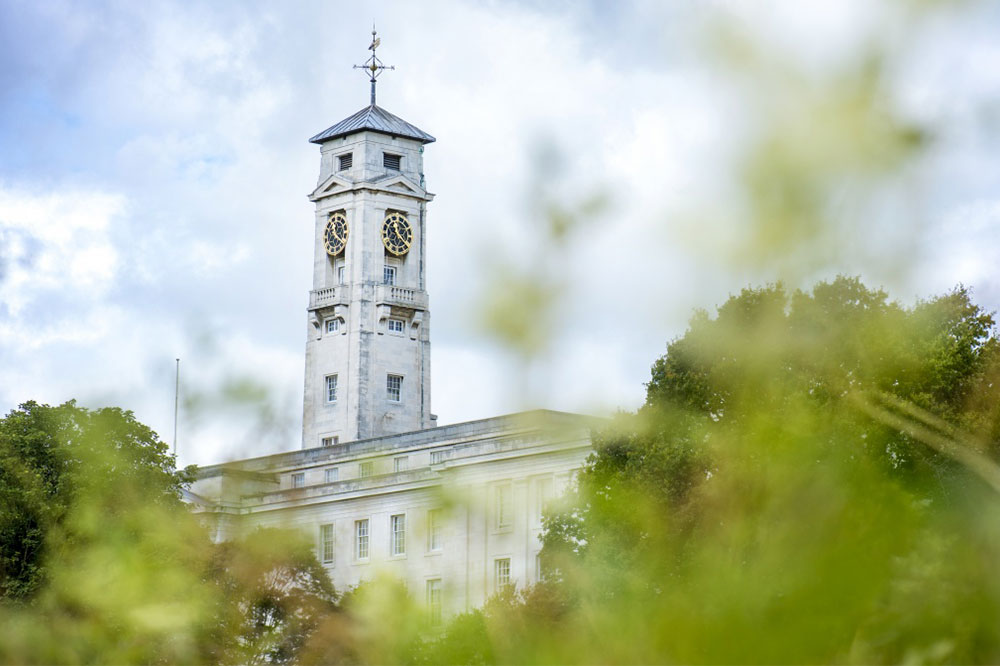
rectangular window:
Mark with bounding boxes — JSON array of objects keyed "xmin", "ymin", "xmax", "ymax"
[
  {"xmin": 338, "ymin": 153, "xmax": 353, "ymax": 171},
  {"xmin": 390, "ymin": 514, "xmax": 406, "ymax": 556},
  {"xmin": 430, "ymin": 450, "xmax": 444, "ymax": 465},
  {"xmin": 383, "ymin": 265, "xmax": 396, "ymax": 286},
  {"xmin": 326, "ymin": 374, "xmax": 338, "ymax": 403},
  {"xmin": 387, "ymin": 318, "xmax": 405, "ymax": 334},
  {"xmin": 338, "ymin": 265, "xmax": 346, "ymax": 284},
  {"xmin": 426, "ymin": 579, "xmax": 442, "ymax": 625},
  {"xmin": 320, "ymin": 523, "xmax": 335, "ymax": 565},
  {"xmin": 321, "ymin": 436, "xmax": 339, "ymax": 447},
  {"xmin": 325, "ymin": 467, "xmax": 339, "ymax": 483},
  {"xmin": 359, "ymin": 461, "xmax": 374, "ymax": 478},
  {"xmin": 495, "ymin": 558, "xmax": 511, "ymax": 588},
  {"xmin": 496, "ymin": 484, "xmax": 511, "ymax": 529},
  {"xmin": 355, "ymin": 519, "xmax": 369, "ymax": 560},
  {"xmin": 536, "ymin": 477, "xmax": 553, "ymax": 522},
  {"xmin": 386, "ymin": 374, "xmax": 402, "ymax": 402},
  {"xmin": 326, "ymin": 318, "xmax": 339, "ymax": 334},
  {"xmin": 428, "ymin": 508, "xmax": 443, "ymax": 552},
  {"xmin": 291, "ymin": 472, "xmax": 305, "ymax": 489},
  {"xmin": 383, "ymin": 153, "xmax": 401, "ymax": 170},
  {"xmin": 394, "ymin": 456, "xmax": 408, "ymax": 473}
]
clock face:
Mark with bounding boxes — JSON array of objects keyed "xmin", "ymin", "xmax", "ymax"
[
  {"xmin": 381, "ymin": 211, "xmax": 413, "ymax": 256},
  {"xmin": 324, "ymin": 212, "xmax": 349, "ymax": 256}
]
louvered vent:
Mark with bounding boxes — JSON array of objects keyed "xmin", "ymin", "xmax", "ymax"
[
  {"xmin": 383, "ymin": 153, "xmax": 401, "ymax": 171},
  {"xmin": 338, "ymin": 153, "xmax": 353, "ymax": 171}
]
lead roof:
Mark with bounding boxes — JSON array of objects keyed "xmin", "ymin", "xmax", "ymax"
[{"xmin": 309, "ymin": 104, "xmax": 436, "ymax": 145}]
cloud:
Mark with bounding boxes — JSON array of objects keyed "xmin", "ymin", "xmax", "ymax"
[{"xmin": 0, "ymin": 186, "xmax": 124, "ymax": 318}]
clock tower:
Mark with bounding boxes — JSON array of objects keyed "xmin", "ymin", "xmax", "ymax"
[{"xmin": 302, "ymin": 32, "xmax": 436, "ymax": 447}]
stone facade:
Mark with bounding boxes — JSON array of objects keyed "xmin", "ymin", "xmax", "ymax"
[
  {"xmin": 189, "ymin": 99, "xmax": 596, "ymax": 618},
  {"xmin": 190, "ymin": 410, "xmax": 593, "ymax": 614},
  {"xmin": 303, "ymin": 128, "xmax": 435, "ymax": 447}
]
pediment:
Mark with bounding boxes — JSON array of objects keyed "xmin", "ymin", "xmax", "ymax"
[
  {"xmin": 389, "ymin": 181, "xmax": 417, "ymax": 194},
  {"xmin": 308, "ymin": 173, "xmax": 434, "ymax": 202},
  {"xmin": 308, "ymin": 173, "xmax": 353, "ymax": 202},
  {"xmin": 369, "ymin": 174, "xmax": 432, "ymax": 201}
]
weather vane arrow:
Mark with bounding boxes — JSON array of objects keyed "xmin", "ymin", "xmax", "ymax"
[{"xmin": 354, "ymin": 23, "xmax": 394, "ymax": 106}]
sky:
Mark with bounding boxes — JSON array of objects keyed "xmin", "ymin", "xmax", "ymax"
[{"xmin": 1, "ymin": 0, "xmax": 998, "ymax": 467}]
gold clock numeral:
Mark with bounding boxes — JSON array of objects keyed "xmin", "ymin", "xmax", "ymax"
[
  {"xmin": 381, "ymin": 212, "xmax": 412, "ymax": 256},
  {"xmin": 324, "ymin": 212, "xmax": 349, "ymax": 256}
]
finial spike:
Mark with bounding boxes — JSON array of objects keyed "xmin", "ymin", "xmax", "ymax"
[{"xmin": 353, "ymin": 23, "xmax": 394, "ymax": 106}]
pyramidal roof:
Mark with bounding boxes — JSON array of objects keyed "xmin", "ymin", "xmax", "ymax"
[{"xmin": 309, "ymin": 104, "xmax": 436, "ymax": 145}]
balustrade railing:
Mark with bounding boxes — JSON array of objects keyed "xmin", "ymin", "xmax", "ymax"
[
  {"xmin": 376, "ymin": 284, "xmax": 428, "ymax": 309},
  {"xmin": 389, "ymin": 286, "xmax": 415, "ymax": 302},
  {"xmin": 310, "ymin": 285, "xmax": 427, "ymax": 309},
  {"xmin": 309, "ymin": 287, "xmax": 338, "ymax": 308}
]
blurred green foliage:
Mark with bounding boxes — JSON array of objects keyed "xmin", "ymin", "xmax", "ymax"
[
  {"xmin": 444, "ymin": 277, "xmax": 1000, "ymax": 664},
  {"xmin": 0, "ymin": 402, "xmax": 338, "ymax": 665},
  {"xmin": 211, "ymin": 528, "xmax": 339, "ymax": 665},
  {"xmin": 4, "ymin": 278, "xmax": 997, "ymax": 664},
  {"xmin": 0, "ymin": 401, "xmax": 189, "ymax": 602}
]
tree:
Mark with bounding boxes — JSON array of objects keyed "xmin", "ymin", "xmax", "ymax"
[
  {"xmin": 0, "ymin": 400, "xmax": 236, "ymax": 663},
  {"xmin": 0, "ymin": 401, "xmax": 349, "ymax": 665},
  {"xmin": 210, "ymin": 528, "xmax": 339, "ymax": 666},
  {"xmin": 0, "ymin": 400, "xmax": 189, "ymax": 601},
  {"xmin": 535, "ymin": 277, "xmax": 1000, "ymax": 663}
]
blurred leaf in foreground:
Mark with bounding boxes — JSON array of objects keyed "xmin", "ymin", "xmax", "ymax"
[{"xmin": 421, "ymin": 277, "xmax": 1000, "ymax": 664}]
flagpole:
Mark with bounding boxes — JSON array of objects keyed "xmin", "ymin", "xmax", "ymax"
[{"xmin": 173, "ymin": 358, "xmax": 180, "ymax": 458}]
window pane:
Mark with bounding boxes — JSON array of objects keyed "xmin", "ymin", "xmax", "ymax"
[
  {"xmin": 427, "ymin": 579, "xmax": 442, "ymax": 625},
  {"xmin": 292, "ymin": 473, "xmax": 305, "ymax": 488},
  {"xmin": 495, "ymin": 558, "xmax": 511, "ymax": 588},
  {"xmin": 383, "ymin": 265, "xmax": 396, "ymax": 285},
  {"xmin": 391, "ymin": 514, "xmax": 406, "ymax": 556},
  {"xmin": 355, "ymin": 519, "xmax": 369, "ymax": 559},
  {"xmin": 394, "ymin": 456, "xmax": 408, "ymax": 473},
  {"xmin": 325, "ymin": 467, "xmax": 339, "ymax": 483},
  {"xmin": 496, "ymin": 485, "xmax": 511, "ymax": 528},
  {"xmin": 320, "ymin": 523, "xmax": 335, "ymax": 565},
  {"xmin": 326, "ymin": 374, "xmax": 338, "ymax": 402},
  {"xmin": 359, "ymin": 461, "xmax": 374, "ymax": 478},
  {"xmin": 536, "ymin": 477, "xmax": 553, "ymax": 522},
  {"xmin": 428, "ymin": 508, "xmax": 442, "ymax": 551},
  {"xmin": 387, "ymin": 374, "xmax": 402, "ymax": 402}
]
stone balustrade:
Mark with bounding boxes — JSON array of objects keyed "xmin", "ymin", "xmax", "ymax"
[
  {"xmin": 309, "ymin": 287, "xmax": 347, "ymax": 309},
  {"xmin": 375, "ymin": 284, "xmax": 429, "ymax": 309}
]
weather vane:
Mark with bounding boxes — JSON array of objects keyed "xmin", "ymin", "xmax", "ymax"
[{"xmin": 354, "ymin": 24, "xmax": 394, "ymax": 106}]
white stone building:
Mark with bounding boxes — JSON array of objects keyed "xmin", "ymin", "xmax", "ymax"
[{"xmin": 189, "ymin": 41, "xmax": 595, "ymax": 618}]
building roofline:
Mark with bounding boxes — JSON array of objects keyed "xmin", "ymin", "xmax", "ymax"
[
  {"xmin": 195, "ymin": 408, "xmax": 602, "ymax": 475},
  {"xmin": 308, "ymin": 104, "xmax": 436, "ymax": 145}
]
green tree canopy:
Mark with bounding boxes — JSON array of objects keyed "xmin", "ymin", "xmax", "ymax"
[
  {"xmin": 0, "ymin": 401, "xmax": 342, "ymax": 665},
  {"xmin": 0, "ymin": 400, "xmax": 189, "ymax": 601},
  {"xmin": 529, "ymin": 277, "xmax": 1000, "ymax": 664}
]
